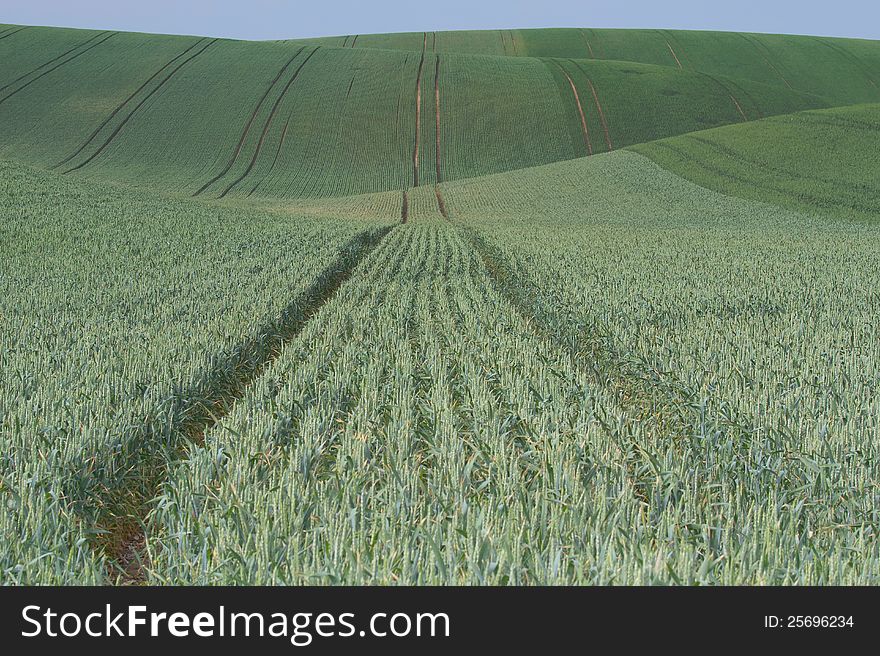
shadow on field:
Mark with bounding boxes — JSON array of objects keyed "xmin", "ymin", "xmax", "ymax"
[{"xmin": 63, "ymin": 225, "xmax": 393, "ymax": 584}]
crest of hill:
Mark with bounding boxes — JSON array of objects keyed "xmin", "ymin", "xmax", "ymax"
[{"xmin": 0, "ymin": 25, "xmax": 876, "ymax": 201}]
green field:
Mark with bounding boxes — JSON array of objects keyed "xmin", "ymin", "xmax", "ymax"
[{"xmin": 1, "ymin": 23, "xmax": 879, "ymax": 585}]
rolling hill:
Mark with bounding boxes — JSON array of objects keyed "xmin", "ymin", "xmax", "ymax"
[
  {"xmin": 1, "ymin": 24, "xmax": 877, "ymax": 200},
  {"xmin": 1, "ymin": 23, "xmax": 879, "ymax": 586}
]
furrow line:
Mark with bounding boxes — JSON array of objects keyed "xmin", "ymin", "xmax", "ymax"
[
  {"xmin": 218, "ymin": 47, "xmax": 320, "ymax": 198},
  {"xmin": 192, "ymin": 46, "xmax": 305, "ymax": 196},
  {"xmin": 63, "ymin": 39, "xmax": 217, "ymax": 174}
]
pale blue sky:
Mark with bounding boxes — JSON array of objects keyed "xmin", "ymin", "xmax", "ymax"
[{"xmin": 3, "ymin": 0, "xmax": 878, "ymax": 41}]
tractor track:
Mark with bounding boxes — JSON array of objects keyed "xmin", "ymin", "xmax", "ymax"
[
  {"xmin": 65, "ymin": 226, "xmax": 393, "ymax": 585},
  {"xmin": 0, "ymin": 26, "xmax": 28, "ymax": 41},
  {"xmin": 816, "ymin": 38, "xmax": 878, "ymax": 89},
  {"xmin": 219, "ymin": 47, "xmax": 320, "ymax": 198},
  {"xmin": 580, "ymin": 29, "xmax": 595, "ymax": 58},
  {"xmin": 192, "ymin": 46, "xmax": 306, "ymax": 196},
  {"xmin": 552, "ymin": 60, "xmax": 592, "ymax": 156},
  {"xmin": 435, "ymin": 186, "xmax": 449, "ymax": 218},
  {"xmin": 740, "ymin": 33, "xmax": 794, "ymax": 90},
  {"xmin": 0, "ymin": 30, "xmax": 108, "ymax": 94},
  {"xmin": 62, "ymin": 39, "xmax": 216, "ymax": 174},
  {"xmin": 401, "ymin": 190, "xmax": 409, "ymax": 223},
  {"xmin": 434, "ymin": 56, "xmax": 443, "ymax": 183},
  {"xmin": 570, "ymin": 60, "xmax": 613, "ymax": 150},
  {"xmin": 665, "ymin": 40, "xmax": 683, "ymax": 69},
  {"xmin": 246, "ymin": 113, "xmax": 291, "ymax": 198},
  {"xmin": 0, "ymin": 32, "xmax": 117, "ymax": 106},
  {"xmin": 412, "ymin": 39, "xmax": 427, "ymax": 187},
  {"xmin": 53, "ymin": 38, "xmax": 206, "ymax": 170},
  {"xmin": 699, "ymin": 72, "xmax": 750, "ymax": 122}
]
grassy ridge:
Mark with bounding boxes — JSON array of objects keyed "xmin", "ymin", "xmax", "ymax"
[
  {"xmin": 309, "ymin": 27, "xmax": 880, "ymax": 106},
  {"xmin": 631, "ymin": 104, "xmax": 880, "ymax": 220},
  {"xmin": 0, "ymin": 24, "xmax": 857, "ymax": 199}
]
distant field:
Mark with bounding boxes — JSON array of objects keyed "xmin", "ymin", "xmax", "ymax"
[
  {"xmin": 2, "ymin": 25, "xmax": 875, "ymax": 199},
  {"xmin": 0, "ymin": 24, "xmax": 878, "ymax": 585}
]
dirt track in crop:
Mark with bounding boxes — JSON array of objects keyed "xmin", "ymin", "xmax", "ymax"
[
  {"xmin": 54, "ymin": 38, "xmax": 206, "ymax": 170},
  {"xmin": 412, "ymin": 39, "xmax": 427, "ymax": 186},
  {"xmin": 63, "ymin": 39, "xmax": 217, "ymax": 174},
  {"xmin": 739, "ymin": 33, "xmax": 794, "ymax": 90},
  {"xmin": 219, "ymin": 47, "xmax": 320, "ymax": 198},
  {"xmin": 69, "ymin": 227, "xmax": 393, "ymax": 584},
  {"xmin": 0, "ymin": 32, "xmax": 117, "ymax": 106},
  {"xmin": 193, "ymin": 46, "xmax": 305, "ymax": 196},
  {"xmin": 665, "ymin": 40, "xmax": 683, "ymax": 69},
  {"xmin": 0, "ymin": 26, "xmax": 28, "ymax": 41},
  {"xmin": 555, "ymin": 62, "xmax": 592, "ymax": 156}
]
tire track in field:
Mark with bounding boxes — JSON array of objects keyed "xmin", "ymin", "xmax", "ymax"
[
  {"xmin": 435, "ymin": 186, "xmax": 449, "ymax": 218},
  {"xmin": 815, "ymin": 38, "xmax": 878, "ymax": 90},
  {"xmin": 218, "ymin": 47, "xmax": 320, "ymax": 198},
  {"xmin": 0, "ymin": 30, "xmax": 106, "ymax": 94},
  {"xmin": 432, "ymin": 31, "xmax": 437, "ymax": 52},
  {"xmin": 510, "ymin": 31, "xmax": 519, "ymax": 56},
  {"xmin": 663, "ymin": 31, "xmax": 694, "ymax": 70},
  {"xmin": 580, "ymin": 29, "xmax": 595, "ymax": 59},
  {"xmin": 246, "ymin": 113, "xmax": 291, "ymax": 197},
  {"xmin": 664, "ymin": 39, "xmax": 683, "ymax": 69},
  {"xmin": 458, "ymin": 226, "xmax": 857, "ymax": 543},
  {"xmin": 698, "ymin": 73, "xmax": 749, "ymax": 122},
  {"xmin": 412, "ymin": 38, "xmax": 427, "ymax": 187},
  {"xmin": 0, "ymin": 26, "xmax": 28, "ymax": 41},
  {"xmin": 434, "ymin": 56, "xmax": 443, "ymax": 184},
  {"xmin": 500, "ymin": 31, "xmax": 508, "ymax": 55},
  {"xmin": 351, "ymin": 35, "xmax": 359, "ymax": 48},
  {"xmin": 570, "ymin": 60, "xmax": 613, "ymax": 151},
  {"xmin": 192, "ymin": 46, "xmax": 305, "ymax": 196},
  {"xmin": 64, "ymin": 226, "xmax": 393, "ymax": 584},
  {"xmin": 62, "ymin": 39, "xmax": 217, "ymax": 174},
  {"xmin": 739, "ymin": 33, "xmax": 794, "ymax": 90},
  {"xmin": 552, "ymin": 60, "xmax": 592, "ymax": 156},
  {"xmin": 401, "ymin": 190, "xmax": 409, "ymax": 222},
  {"xmin": 341, "ymin": 35, "xmax": 350, "ymax": 48},
  {"xmin": 649, "ymin": 139, "xmax": 880, "ymax": 215},
  {"xmin": 0, "ymin": 32, "xmax": 116, "ymax": 106},
  {"xmin": 53, "ymin": 38, "xmax": 205, "ymax": 170}
]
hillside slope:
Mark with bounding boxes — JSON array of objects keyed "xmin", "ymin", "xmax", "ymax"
[
  {"xmin": 300, "ymin": 27, "xmax": 880, "ymax": 106},
  {"xmin": 631, "ymin": 103, "xmax": 880, "ymax": 220},
  {"xmin": 1, "ymin": 24, "xmax": 873, "ymax": 200}
]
